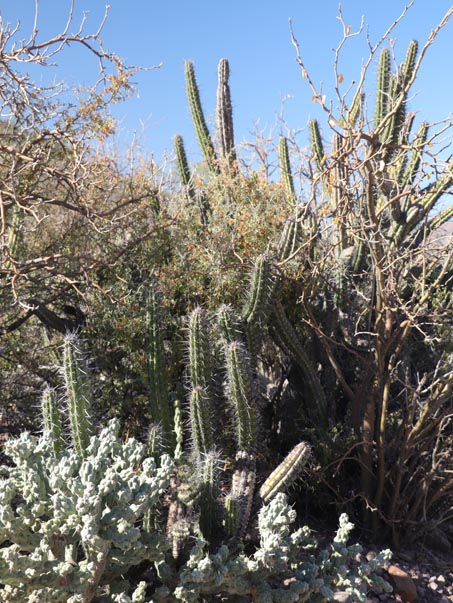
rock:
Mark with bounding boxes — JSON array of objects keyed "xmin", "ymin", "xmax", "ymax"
[
  {"xmin": 387, "ymin": 564, "xmax": 418, "ymax": 602},
  {"xmin": 329, "ymin": 592, "xmax": 353, "ymax": 603}
]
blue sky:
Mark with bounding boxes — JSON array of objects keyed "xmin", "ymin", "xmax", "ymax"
[{"xmin": 1, "ymin": 1, "xmax": 452, "ymax": 163}]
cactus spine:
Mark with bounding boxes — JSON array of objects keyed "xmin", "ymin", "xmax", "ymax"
[
  {"xmin": 216, "ymin": 58, "xmax": 237, "ymax": 170},
  {"xmin": 259, "ymin": 442, "xmax": 311, "ymax": 504},
  {"xmin": 62, "ymin": 333, "xmax": 94, "ymax": 456},
  {"xmin": 41, "ymin": 385, "xmax": 64, "ymax": 457},
  {"xmin": 185, "ymin": 60, "xmax": 219, "ymax": 174}
]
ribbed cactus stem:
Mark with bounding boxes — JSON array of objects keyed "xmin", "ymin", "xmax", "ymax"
[
  {"xmin": 279, "ymin": 137, "xmax": 296, "ymax": 202},
  {"xmin": 185, "ymin": 60, "xmax": 219, "ymax": 174},
  {"xmin": 277, "ymin": 216, "xmax": 300, "ymax": 263},
  {"xmin": 198, "ymin": 450, "xmax": 221, "ymax": 540},
  {"xmin": 146, "ymin": 286, "xmax": 174, "ymax": 450},
  {"xmin": 309, "ymin": 119, "xmax": 324, "ymax": 170},
  {"xmin": 189, "ymin": 386, "xmax": 214, "ymax": 459},
  {"xmin": 223, "ymin": 494, "xmax": 240, "ymax": 538},
  {"xmin": 62, "ymin": 333, "xmax": 94, "ymax": 456},
  {"xmin": 41, "ymin": 385, "xmax": 65, "ymax": 457},
  {"xmin": 217, "ymin": 304, "xmax": 243, "ymax": 345},
  {"xmin": 401, "ymin": 121, "xmax": 428, "ymax": 193},
  {"xmin": 188, "ymin": 307, "xmax": 213, "ymax": 390},
  {"xmin": 173, "ymin": 397, "xmax": 184, "ymax": 460},
  {"xmin": 400, "ymin": 40, "xmax": 418, "ymax": 89},
  {"xmin": 225, "ymin": 341, "xmax": 257, "ymax": 453},
  {"xmin": 174, "ymin": 134, "xmax": 195, "ymax": 194},
  {"xmin": 242, "ymin": 254, "xmax": 275, "ymax": 327},
  {"xmin": 347, "ymin": 91, "xmax": 364, "ymax": 127},
  {"xmin": 259, "ymin": 441, "xmax": 311, "ymax": 504},
  {"xmin": 374, "ymin": 47, "xmax": 391, "ymax": 130},
  {"xmin": 147, "ymin": 423, "xmax": 165, "ymax": 459},
  {"xmin": 216, "ymin": 58, "xmax": 237, "ymax": 170},
  {"xmin": 271, "ymin": 301, "xmax": 328, "ymax": 429},
  {"xmin": 228, "ymin": 450, "xmax": 256, "ymax": 543}
]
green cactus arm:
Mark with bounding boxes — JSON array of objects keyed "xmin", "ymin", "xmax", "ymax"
[
  {"xmin": 62, "ymin": 333, "xmax": 94, "ymax": 457},
  {"xmin": 258, "ymin": 442, "xmax": 311, "ymax": 504},
  {"xmin": 185, "ymin": 60, "xmax": 219, "ymax": 175},
  {"xmin": 216, "ymin": 58, "xmax": 237, "ymax": 170}
]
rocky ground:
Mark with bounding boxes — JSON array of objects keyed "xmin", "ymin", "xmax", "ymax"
[{"xmin": 334, "ymin": 546, "xmax": 453, "ymax": 602}]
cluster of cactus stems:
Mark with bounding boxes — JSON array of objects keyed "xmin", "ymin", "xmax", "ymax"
[{"xmin": 0, "ymin": 302, "xmax": 393, "ymax": 600}]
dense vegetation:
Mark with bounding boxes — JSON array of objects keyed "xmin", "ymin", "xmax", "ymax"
[{"xmin": 0, "ymin": 4, "xmax": 452, "ymax": 601}]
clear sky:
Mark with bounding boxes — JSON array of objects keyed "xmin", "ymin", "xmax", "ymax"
[{"xmin": 1, "ymin": 1, "xmax": 452, "ymax": 164}]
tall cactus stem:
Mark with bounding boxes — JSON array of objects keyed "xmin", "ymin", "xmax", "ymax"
[
  {"xmin": 62, "ymin": 333, "xmax": 94, "ymax": 457},
  {"xmin": 271, "ymin": 301, "xmax": 328, "ymax": 429},
  {"xmin": 373, "ymin": 47, "xmax": 391, "ymax": 130},
  {"xmin": 198, "ymin": 450, "xmax": 222, "ymax": 540},
  {"xmin": 41, "ymin": 385, "xmax": 65, "ymax": 457},
  {"xmin": 174, "ymin": 134, "xmax": 195, "ymax": 197},
  {"xmin": 188, "ymin": 307, "xmax": 214, "ymax": 391},
  {"xmin": 173, "ymin": 397, "xmax": 185, "ymax": 460},
  {"xmin": 189, "ymin": 386, "xmax": 214, "ymax": 460},
  {"xmin": 146, "ymin": 286, "xmax": 175, "ymax": 450},
  {"xmin": 401, "ymin": 121, "xmax": 429, "ymax": 195},
  {"xmin": 225, "ymin": 341, "xmax": 257, "ymax": 453},
  {"xmin": 228, "ymin": 451, "xmax": 256, "ymax": 544},
  {"xmin": 185, "ymin": 60, "xmax": 219, "ymax": 174},
  {"xmin": 242, "ymin": 254, "xmax": 275, "ymax": 329},
  {"xmin": 278, "ymin": 136, "xmax": 296, "ymax": 203},
  {"xmin": 216, "ymin": 58, "xmax": 237, "ymax": 171},
  {"xmin": 309, "ymin": 119, "xmax": 325, "ymax": 171},
  {"xmin": 400, "ymin": 39, "xmax": 418, "ymax": 89},
  {"xmin": 259, "ymin": 441, "xmax": 311, "ymax": 504},
  {"xmin": 217, "ymin": 304, "xmax": 244, "ymax": 346}
]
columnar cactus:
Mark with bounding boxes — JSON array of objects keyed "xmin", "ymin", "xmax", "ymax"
[
  {"xmin": 259, "ymin": 441, "xmax": 311, "ymax": 503},
  {"xmin": 146, "ymin": 285, "xmax": 175, "ymax": 450},
  {"xmin": 62, "ymin": 333, "xmax": 94, "ymax": 457},
  {"xmin": 216, "ymin": 58, "xmax": 237, "ymax": 170},
  {"xmin": 185, "ymin": 60, "xmax": 219, "ymax": 174},
  {"xmin": 41, "ymin": 385, "xmax": 65, "ymax": 458}
]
